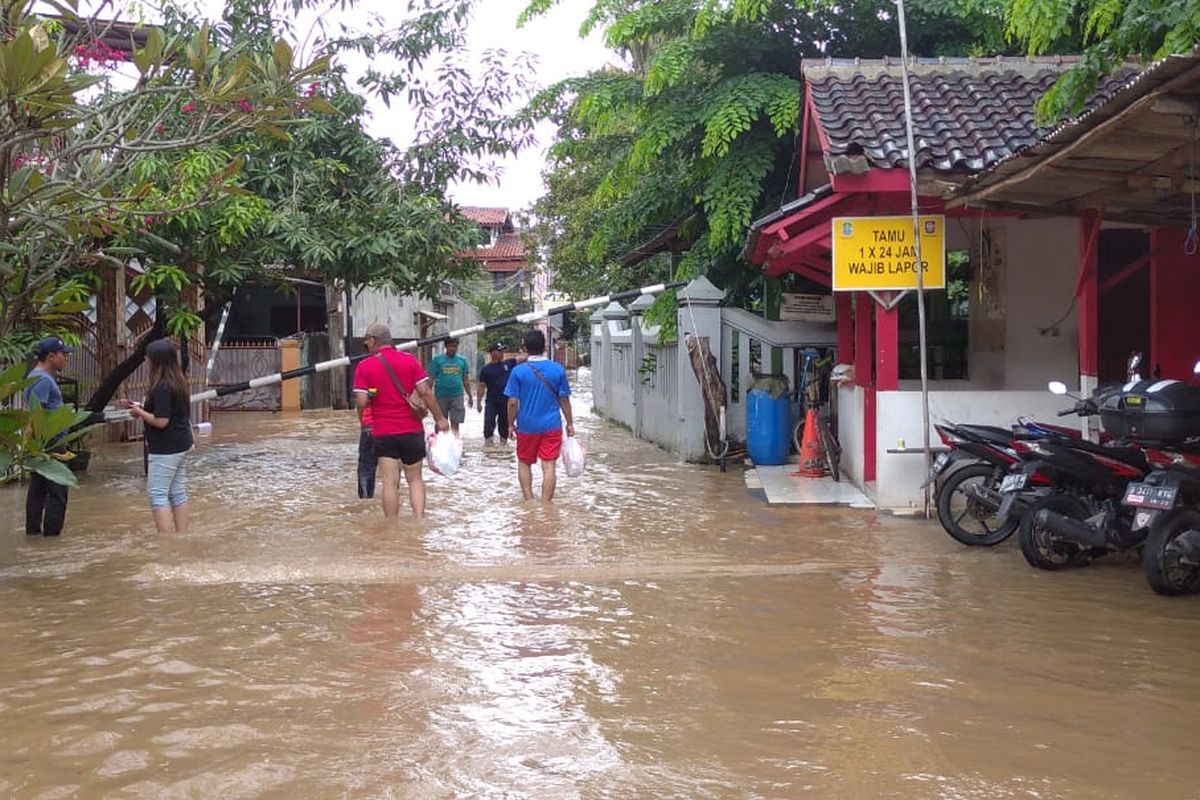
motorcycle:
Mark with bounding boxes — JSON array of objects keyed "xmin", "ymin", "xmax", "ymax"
[
  {"xmin": 1122, "ymin": 360, "xmax": 1200, "ymax": 595},
  {"xmin": 928, "ymin": 421, "xmax": 1062, "ymax": 546},
  {"xmin": 1123, "ymin": 464, "xmax": 1200, "ymax": 594},
  {"xmin": 1011, "ymin": 367, "xmax": 1200, "ymax": 571}
]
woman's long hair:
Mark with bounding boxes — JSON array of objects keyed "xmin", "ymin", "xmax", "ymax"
[{"xmin": 145, "ymin": 338, "xmax": 189, "ymax": 408}]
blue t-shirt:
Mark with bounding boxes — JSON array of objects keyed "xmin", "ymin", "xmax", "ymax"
[
  {"xmin": 504, "ymin": 358, "xmax": 570, "ymax": 434},
  {"xmin": 428, "ymin": 353, "xmax": 469, "ymax": 397},
  {"xmin": 24, "ymin": 368, "xmax": 62, "ymax": 411},
  {"xmin": 479, "ymin": 359, "xmax": 517, "ymax": 402}
]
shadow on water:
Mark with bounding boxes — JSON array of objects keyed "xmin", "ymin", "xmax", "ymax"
[{"xmin": 2, "ymin": 372, "xmax": 1200, "ymax": 797}]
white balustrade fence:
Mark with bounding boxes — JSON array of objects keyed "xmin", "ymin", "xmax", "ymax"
[{"xmin": 590, "ymin": 277, "xmax": 837, "ymax": 460}]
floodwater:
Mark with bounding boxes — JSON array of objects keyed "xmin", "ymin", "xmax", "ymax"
[{"xmin": 2, "ymin": 375, "xmax": 1199, "ymax": 799}]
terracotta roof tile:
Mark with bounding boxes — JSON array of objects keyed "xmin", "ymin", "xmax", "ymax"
[
  {"xmin": 461, "ymin": 231, "xmax": 527, "ymax": 262},
  {"xmin": 808, "ymin": 61, "xmax": 1135, "ymax": 173},
  {"xmin": 460, "ymin": 206, "xmax": 510, "ymax": 225}
]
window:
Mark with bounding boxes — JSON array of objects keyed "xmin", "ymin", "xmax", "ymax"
[{"xmin": 898, "ymin": 248, "xmax": 970, "ymax": 380}]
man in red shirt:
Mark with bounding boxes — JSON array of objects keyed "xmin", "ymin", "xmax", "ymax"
[{"xmin": 353, "ymin": 322, "xmax": 449, "ymax": 518}]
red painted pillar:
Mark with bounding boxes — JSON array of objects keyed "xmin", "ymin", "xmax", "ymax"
[
  {"xmin": 1077, "ymin": 215, "xmax": 1100, "ymax": 381},
  {"xmin": 1149, "ymin": 227, "xmax": 1200, "ymax": 379},
  {"xmin": 855, "ymin": 292, "xmax": 877, "ymax": 483},
  {"xmin": 855, "ymin": 293, "xmax": 873, "ymax": 387},
  {"xmin": 837, "ymin": 293, "xmax": 853, "ymax": 363},
  {"xmin": 875, "ymin": 301, "xmax": 900, "ymax": 391}
]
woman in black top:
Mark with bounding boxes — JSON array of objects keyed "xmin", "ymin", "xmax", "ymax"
[{"xmin": 121, "ymin": 339, "xmax": 193, "ymax": 533}]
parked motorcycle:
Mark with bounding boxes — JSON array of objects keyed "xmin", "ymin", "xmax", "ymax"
[
  {"xmin": 1122, "ymin": 360, "xmax": 1200, "ymax": 594},
  {"xmin": 929, "ymin": 422, "xmax": 1058, "ymax": 546},
  {"xmin": 1012, "ymin": 372, "xmax": 1200, "ymax": 570},
  {"xmin": 1123, "ymin": 465, "xmax": 1200, "ymax": 594}
]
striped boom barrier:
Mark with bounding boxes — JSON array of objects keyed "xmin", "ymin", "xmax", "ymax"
[{"xmin": 187, "ymin": 281, "xmax": 685, "ymax": 403}]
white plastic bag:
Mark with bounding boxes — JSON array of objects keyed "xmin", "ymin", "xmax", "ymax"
[
  {"xmin": 426, "ymin": 431, "xmax": 463, "ymax": 476},
  {"xmin": 560, "ymin": 435, "xmax": 587, "ymax": 477}
]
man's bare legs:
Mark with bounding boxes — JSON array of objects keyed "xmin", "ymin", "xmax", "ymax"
[
  {"xmin": 404, "ymin": 461, "xmax": 426, "ymax": 518},
  {"xmin": 540, "ymin": 459, "xmax": 557, "ymax": 502},
  {"xmin": 378, "ymin": 457, "xmax": 402, "ymax": 517},
  {"xmin": 518, "ymin": 460, "xmax": 535, "ymax": 501},
  {"xmin": 517, "ymin": 460, "xmax": 558, "ymax": 502},
  {"xmin": 379, "ymin": 457, "xmax": 427, "ymax": 518}
]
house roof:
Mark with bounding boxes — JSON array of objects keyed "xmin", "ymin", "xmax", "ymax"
[
  {"xmin": 805, "ymin": 57, "xmax": 1134, "ymax": 175},
  {"xmin": 952, "ymin": 47, "xmax": 1200, "ymax": 225},
  {"xmin": 461, "ymin": 231, "xmax": 527, "ymax": 271},
  {"xmin": 460, "ymin": 206, "xmax": 510, "ymax": 226}
]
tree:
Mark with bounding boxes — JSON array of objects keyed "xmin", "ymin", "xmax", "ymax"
[
  {"xmin": 1002, "ymin": 0, "xmax": 1197, "ymax": 120},
  {"xmin": 0, "ymin": 0, "xmax": 327, "ymax": 356},
  {"xmin": 522, "ymin": 0, "xmax": 1007, "ymax": 320}
]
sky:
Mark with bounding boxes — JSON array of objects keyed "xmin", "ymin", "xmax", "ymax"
[
  {"xmin": 439, "ymin": 2, "xmax": 614, "ymax": 211},
  {"xmin": 187, "ymin": 0, "xmax": 616, "ymax": 213}
]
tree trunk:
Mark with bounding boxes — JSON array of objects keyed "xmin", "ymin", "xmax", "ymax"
[
  {"xmin": 325, "ymin": 282, "xmax": 348, "ymax": 409},
  {"xmin": 686, "ymin": 334, "xmax": 727, "ymax": 458},
  {"xmin": 84, "ymin": 297, "xmax": 224, "ymax": 412}
]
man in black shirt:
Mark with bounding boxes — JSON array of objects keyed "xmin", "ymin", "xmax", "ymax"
[{"xmin": 477, "ymin": 343, "xmax": 520, "ymax": 443}]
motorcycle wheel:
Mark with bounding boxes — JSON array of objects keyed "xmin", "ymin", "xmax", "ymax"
[
  {"xmin": 935, "ymin": 463, "xmax": 1017, "ymax": 546},
  {"xmin": 1142, "ymin": 509, "xmax": 1200, "ymax": 596},
  {"xmin": 1018, "ymin": 494, "xmax": 1093, "ymax": 570}
]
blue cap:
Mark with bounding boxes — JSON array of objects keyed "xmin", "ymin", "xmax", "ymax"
[{"xmin": 35, "ymin": 337, "xmax": 74, "ymax": 358}]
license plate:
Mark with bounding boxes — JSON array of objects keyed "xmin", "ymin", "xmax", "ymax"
[
  {"xmin": 932, "ymin": 452, "xmax": 951, "ymax": 474},
  {"xmin": 1122, "ymin": 483, "xmax": 1178, "ymax": 511},
  {"xmin": 999, "ymin": 472, "xmax": 1028, "ymax": 493}
]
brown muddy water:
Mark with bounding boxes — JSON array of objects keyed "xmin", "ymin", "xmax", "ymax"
[{"xmin": 2, "ymin": 378, "xmax": 1199, "ymax": 799}]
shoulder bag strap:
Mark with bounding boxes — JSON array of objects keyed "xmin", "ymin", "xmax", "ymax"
[
  {"xmin": 525, "ymin": 362, "xmax": 559, "ymax": 395},
  {"xmin": 375, "ymin": 351, "xmax": 414, "ymax": 399}
]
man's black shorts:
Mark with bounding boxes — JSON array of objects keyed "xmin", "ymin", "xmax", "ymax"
[{"xmin": 371, "ymin": 432, "xmax": 426, "ymax": 465}]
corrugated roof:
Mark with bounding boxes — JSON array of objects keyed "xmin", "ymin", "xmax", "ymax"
[{"xmin": 806, "ymin": 59, "xmax": 1135, "ymax": 174}]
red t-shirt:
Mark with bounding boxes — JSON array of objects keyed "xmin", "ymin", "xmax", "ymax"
[{"xmin": 353, "ymin": 349, "xmax": 429, "ymax": 436}]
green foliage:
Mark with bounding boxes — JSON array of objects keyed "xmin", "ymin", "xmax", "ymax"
[
  {"xmin": 1001, "ymin": 0, "xmax": 1200, "ymax": 121},
  {"xmin": 0, "ymin": 0, "xmax": 326, "ymax": 349},
  {"xmin": 523, "ymin": 0, "xmax": 1008, "ymax": 331},
  {"xmin": 457, "ymin": 281, "xmax": 528, "ymax": 351},
  {"xmin": 0, "ymin": 363, "xmax": 94, "ymax": 487}
]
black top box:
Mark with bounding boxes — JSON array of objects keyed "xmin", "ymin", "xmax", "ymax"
[{"xmin": 1099, "ymin": 379, "xmax": 1200, "ymax": 444}]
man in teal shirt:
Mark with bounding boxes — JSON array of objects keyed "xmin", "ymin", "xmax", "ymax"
[{"xmin": 426, "ymin": 338, "xmax": 472, "ymax": 436}]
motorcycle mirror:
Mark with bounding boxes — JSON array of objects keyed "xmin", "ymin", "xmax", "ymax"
[
  {"xmin": 1048, "ymin": 381, "xmax": 1069, "ymax": 396},
  {"xmin": 1128, "ymin": 352, "xmax": 1143, "ymax": 370}
]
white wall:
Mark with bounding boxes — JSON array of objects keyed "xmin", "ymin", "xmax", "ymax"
[
  {"xmin": 872, "ymin": 389, "xmax": 1082, "ymax": 510},
  {"xmin": 837, "ymin": 383, "xmax": 866, "ymax": 486},
  {"xmin": 351, "ymin": 288, "xmax": 483, "ymax": 368},
  {"xmin": 998, "ymin": 217, "xmax": 1080, "ymax": 389}
]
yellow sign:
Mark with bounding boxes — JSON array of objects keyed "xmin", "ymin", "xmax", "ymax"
[{"xmin": 831, "ymin": 215, "xmax": 946, "ymax": 291}]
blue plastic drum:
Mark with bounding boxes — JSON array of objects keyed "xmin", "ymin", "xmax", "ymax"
[{"xmin": 745, "ymin": 375, "xmax": 792, "ymax": 466}]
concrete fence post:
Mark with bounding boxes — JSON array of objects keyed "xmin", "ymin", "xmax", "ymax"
[
  {"xmin": 676, "ymin": 277, "xmax": 726, "ymax": 459},
  {"xmin": 600, "ymin": 302, "xmax": 630, "ymax": 420},
  {"xmin": 629, "ymin": 294, "xmax": 655, "ymax": 439},
  {"xmin": 590, "ymin": 309, "xmax": 606, "ymax": 414}
]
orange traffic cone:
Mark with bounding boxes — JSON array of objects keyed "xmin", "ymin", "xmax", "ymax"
[{"xmin": 789, "ymin": 406, "xmax": 826, "ymax": 478}]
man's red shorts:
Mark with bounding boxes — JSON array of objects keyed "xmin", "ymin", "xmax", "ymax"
[{"xmin": 516, "ymin": 428, "xmax": 563, "ymax": 464}]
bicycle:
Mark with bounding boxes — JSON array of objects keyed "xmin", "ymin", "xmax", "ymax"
[{"xmin": 792, "ymin": 348, "xmax": 842, "ymax": 482}]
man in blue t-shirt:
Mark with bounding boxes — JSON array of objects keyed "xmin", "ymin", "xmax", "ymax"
[
  {"xmin": 24, "ymin": 336, "xmax": 73, "ymax": 536},
  {"xmin": 504, "ymin": 329, "xmax": 574, "ymax": 501},
  {"xmin": 426, "ymin": 337, "xmax": 472, "ymax": 437}
]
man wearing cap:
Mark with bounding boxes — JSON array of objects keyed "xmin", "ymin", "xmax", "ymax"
[
  {"xmin": 426, "ymin": 337, "xmax": 472, "ymax": 437},
  {"xmin": 353, "ymin": 323, "xmax": 450, "ymax": 519},
  {"xmin": 25, "ymin": 337, "xmax": 74, "ymax": 536},
  {"xmin": 477, "ymin": 342, "xmax": 520, "ymax": 444}
]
